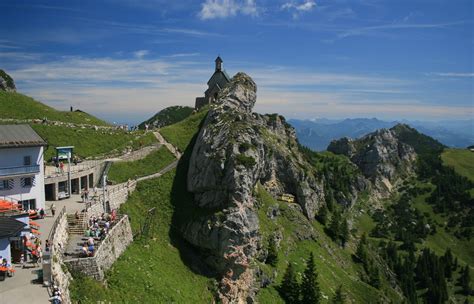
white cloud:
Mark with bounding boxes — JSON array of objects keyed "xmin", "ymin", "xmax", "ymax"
[
  {"xmin": 199, "ymin": 0, "xmax": 258, "ymax": 20},
  {"xmin": 133, "ymin": 50, "xmax": 149, "ymax": 59},
  {"xmin": 428, "ymin": 72, "xmax": 474, "ymax": 78},
  {"xmin": 164, "ymin": 53, "xmax": 201, "ymax": 58},
  {"xmin": 6, "ymin": 55, "xmax": 471, "ymax": 123},
  {"xmin": 282, "ymin": 1, "xmax": 316, "ymax": 12},
  {"xmin": 332, "ymin": 20, "xmax": 467, "ymax": 41}
]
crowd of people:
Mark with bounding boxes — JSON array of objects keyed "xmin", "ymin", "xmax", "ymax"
[{"xmin": 80, "ymin": 211, "xmax": 117, "ymax": 257}]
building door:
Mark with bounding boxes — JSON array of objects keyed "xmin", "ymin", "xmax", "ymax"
[
  {"xmin": 45, "ymin": 184, "xmax": 54, "ymax": 201},
  {"xmin": 71, "ymin": 178, "xmax": 79, "ymax": 194}
]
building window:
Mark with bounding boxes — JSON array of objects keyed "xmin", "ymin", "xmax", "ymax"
[
  {"xmin": 24, "ymin": 156, "xmax": 31, "ymax": 166},
  {"xmin": 20, "ymin": 199, "xmax": 36, "ymax": 211},
  {"xmin": 0, "ymin": 179, "xmax": 13, "ymax": 191},
  {"xmin": 21, "ymin": 177, "xmax": 35, "ymax": 188}
]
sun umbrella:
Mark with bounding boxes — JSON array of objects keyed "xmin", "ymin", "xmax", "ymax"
[{"xmin": 29, "ymin": 221, "xmax": 40, "ymax": 227}]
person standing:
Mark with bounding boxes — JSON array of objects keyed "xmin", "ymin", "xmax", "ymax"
[
  {"xmin": 20, "ymin": 254, "xmax": 25, "ymax": 268},
  {"xmin": 51, "ymin": 203, "xmax": 56, "ymax": 217}
]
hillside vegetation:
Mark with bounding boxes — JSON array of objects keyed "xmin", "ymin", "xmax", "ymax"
[
  {"xmin": 139, "ymin": 105, "xmax": 194, "ymax": 129},
  {"xmin": 32, "ymin": 124, "xmax": 156, "ymax": 161},
  {"xmin": 107, "ymin": 147, "xmax": 175, "ymax": 183},
  {"xmin": 0, "ymin": 91, "xmax": 109, "ymax": 126},
  {"xmin": 70, "ymin": 107, "xmax": 214, "ymax": 303},
  {"xmin": 255, "ymin": 184, "xmax": 393, "ymax": 303},
  {"xmin": 442, "ymin": 148, "xmax": 474, "ymax": 182},
  {"xmin": 70, "ymin": 170, "xmax": 214, "ymax": 303},
  {"xmin": 159, "ymin": 107, "xmax": 208, "ymax": 152}
]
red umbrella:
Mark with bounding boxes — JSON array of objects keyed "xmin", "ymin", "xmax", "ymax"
[
  {"xmin": 29, "ymin": 221, "xmax": 40, "ymax": 227},
  {"xmin": 0, "ymin": 200, "xmax": 21, "ymax": 212}
]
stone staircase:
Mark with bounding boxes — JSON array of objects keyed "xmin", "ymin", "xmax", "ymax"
[{"xmin": 67, "ymin": 213, "xmax": 87, "ymax": 235}]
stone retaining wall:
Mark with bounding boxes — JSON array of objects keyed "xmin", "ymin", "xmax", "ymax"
[
  {"xmin": 108, "ymin": 181, "xmax": 137, "ymax": 210},
  {"xmin": 64, "ymin": 215, "xmax": 133, "ymax": 280},
  {"xmin": 119, "ymin": 143, "xmax": 160, "ymax": 161},
  {"xmin": 50, "ymin": 211, "xmax": 72, "ymax": 304}
]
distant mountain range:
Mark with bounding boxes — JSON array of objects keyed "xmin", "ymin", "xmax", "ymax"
[{"xmin": 289, "ymin": 118, "xmax": 474, "ymax": 151}]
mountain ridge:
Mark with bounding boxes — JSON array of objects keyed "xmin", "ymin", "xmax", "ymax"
[{"xmin": 290, "ymin": 117, "xmax": 473, "ymax": 151}]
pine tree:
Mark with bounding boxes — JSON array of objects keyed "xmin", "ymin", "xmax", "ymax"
[
  {"xmin": 280, "ymin": 263, "xmax": 300, "ymax": 304},
  {"xmin": 327, "ymin": 209, "xmax": 341, "ymax": 243},
  {"xmin": 266, "ymin": 237, "xmax": 278, "ymax": 267},
  {"xmin": 328, "ymin": 209, "xmax": 341, "ymax": 239},
  {"xmin": 442, "ymin": 248, "xmax": 453, "ymax": 280},
  {"xmin": 301, "ymin": 252, "xmax": 321, "ymax": 304},
  {"xmin": 325, "ymin": 188, "xmax": 335, "ymax": 212},
  {"xmin": 368, "ymin": 263, "xmax": 381, "ymax": 289},
  {"xmin": 460, "ymin": 265, "xmax": 471, "ymax": 296},
  {"xmin": 316, "ymin": 204, "xmax": 328, "ymax": 225},
  {"xmin": 355, "ymin": 233, "xmax": 368, "ymax": 264},
  {"xmin": 400, "ymin": 255, "xmax": 417, "ymax": 304},
  {"xmin": 340, "ymin": 218, "xmax": 350, "ymax": 247},
  {"xmin": 331, "ymin": 285, "xmax": 345, "ymax": 304}
]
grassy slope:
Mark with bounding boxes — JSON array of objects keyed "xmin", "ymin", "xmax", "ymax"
[
  {"xmin": 159, "ymin": 108, "xmax": 208, "ymax": 152},
  {"xmin": 411, "ymin": 183, "xmax": 474, "ymax": 267},
  {"xmin": 70, "ymin": 171, "xmax": 214, "ymax": 303},
  {"xmin": 255, "ymin": 184, "xmax": 397, "ymax": 303},
  {"xmin": 139, "ymin": 105, "xmax": 194, "ymax": 129},
  {"xmin": 108, "ymin": 147, "xmax": 175, "ymax": 183},
  {"xmin": 32, "ymin": 125, "xmax": 157, "ymax": 161},
  {"xmin": 70, "ymin": 110, "xmax": 213, "ymax": 303},
  {"xmin": 0, "ymin": 91, "xmax": 109, "ymax": 126},
  {"xmin": 441, "ymin": 148, "xmax": 474, "ymax": 182}
]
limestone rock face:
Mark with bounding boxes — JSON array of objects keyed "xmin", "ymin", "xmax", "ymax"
[
  {"xmin": 0, "ymin": 70, "xmax": 16, "ymax": 92},
  {"xmin": 185, "ymin": 72, "xmax": 325, "ymax": 303},
  {"xmin": 328, "ymin": 127, "xmax": 417, "ymax": 196}
]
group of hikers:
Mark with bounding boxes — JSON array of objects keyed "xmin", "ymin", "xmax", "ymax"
[{"xmin": 80, "ymin": 211, "xmax": 117, "ymax": 257}]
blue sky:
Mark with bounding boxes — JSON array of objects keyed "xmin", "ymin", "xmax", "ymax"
[{"xmin": 0, "ymin": 0, "xmax": 472, "ymax": 124}]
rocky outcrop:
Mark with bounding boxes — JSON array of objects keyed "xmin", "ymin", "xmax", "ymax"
[
  {"xmin": 0, "ymin": 69, "xmax": 16, "ymax": 92},
  {"xmin": 184, "ymin": 72, "xmax": 325, "ymax": 303},
  {"xmin": 328, "ymin": 126, "xmax": 417, "ymax": 196}
]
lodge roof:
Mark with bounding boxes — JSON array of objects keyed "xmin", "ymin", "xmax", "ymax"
[{"xmin": 0, "ymin": 124, "xmax": 47, "ymax": 148}]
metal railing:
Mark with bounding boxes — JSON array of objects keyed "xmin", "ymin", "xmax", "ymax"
[
  {"xmin": 45, "ymin": 160, "xmax": 102, "ymax": 179},
  {"xmin": 107, "ymin": 180, "xmax": 137, "ymax": 196},
  {"xmin": 0, "ymin": 165, "xmax": 40, "ymax": 177}
]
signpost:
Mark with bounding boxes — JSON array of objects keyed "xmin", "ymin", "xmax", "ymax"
[{"xmin": 55, "ymin": 146, "xmax": 74, "ymax": 198}]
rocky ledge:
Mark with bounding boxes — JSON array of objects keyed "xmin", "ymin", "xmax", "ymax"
[
  {"xmin": 328, "ymin": 125, "xmax": 417, "ymax": 196},
  {"xmin": 183, "ymin": 72, "xmax": 325, "ymax": 303},
  {"xmin": 0, "ymin": 69, "xmax": 16, "ymax": 92}
]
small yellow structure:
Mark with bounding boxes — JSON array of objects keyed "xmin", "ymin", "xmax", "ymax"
[{"xmin": 279, "ymin": 193, "xmax": 295, "ymax": 204}]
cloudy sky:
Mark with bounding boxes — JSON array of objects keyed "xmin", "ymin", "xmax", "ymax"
[{"xmin": 1, "ymin": 0, "xmax": 472, "ymax": 124}]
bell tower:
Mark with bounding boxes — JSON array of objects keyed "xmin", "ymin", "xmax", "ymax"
[{"xmin": 215, "ymin": 56, "xmax": 223, "ymax": 72}]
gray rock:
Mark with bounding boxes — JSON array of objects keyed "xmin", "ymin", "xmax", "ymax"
[
  {"xmin": 0, "ymin": 70, "xmax": 16, "ymax": 92},
  {"xmin": 184, "ymin": 72, "xmax": 325, "ymax": 303},
  {"xmin": 328, "ymin": 127, "xmax": 417, "ymax": 196}
]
